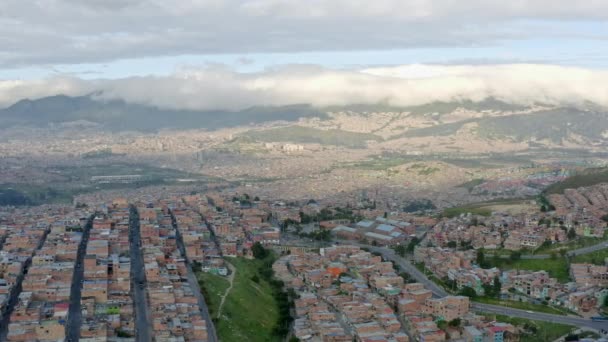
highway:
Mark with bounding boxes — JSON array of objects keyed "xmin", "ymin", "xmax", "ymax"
[
  {"xmin": 356, "ymin": 243, "xmax": 608, "ymax": 331},
  {"xmin": 169, "ymin": 210, "xmax": 218, "ymax": 342},
  {"xmin": 129, "ymin": 206, "xmax": 152, "ymax": 342},
  {"xmin": 66, "ymin": 214, "xmax": 95, "ymax": 341}
]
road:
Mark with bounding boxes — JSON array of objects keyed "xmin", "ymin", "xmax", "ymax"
[
  {"xmin": 169, "ymin": 210, "xmax": 218, "ymax": 342},
  {"xmin": 0, "ymin": 224, "xmax": 51, "ymax": 340},
  {"xmin": 487, "ymin": 240, "xmax": 608, "ymax": 260},
  {"xmin": 129, "ymin": 206, "xmax": 152, "ymax": 342},
  {"xmin": 354, "ymin": 243, "xmax": 608, "ymax": 330},
  {"xmin": 567, "ymin": 241, "xmax": 608, "ymax": 257},
  {"xmin": 66, "ymin": 214, "xmax": 95, "ymax": 341}
]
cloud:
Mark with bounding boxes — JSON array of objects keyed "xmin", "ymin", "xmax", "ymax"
[
  {"xmin": 1, "ymin": 64, "xmax": 607, "ymax": 111},
  {"xmin": 0, "ymin": 0, "xmax": 607, "ymax": 68}
]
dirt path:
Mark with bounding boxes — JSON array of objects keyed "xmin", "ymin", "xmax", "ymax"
[{"xmin": 216, "ymin": 262, "xmax": 236, "ymax": 318}]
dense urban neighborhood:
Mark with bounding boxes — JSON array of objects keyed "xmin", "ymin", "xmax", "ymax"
[{"xmin": 0, "ymin": 179, "xmax": 606, "ymax": 341}]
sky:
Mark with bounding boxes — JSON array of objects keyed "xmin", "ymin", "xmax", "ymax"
[{"xmin": 0, "ymin": 0, "xmax": 607, "ymax": 109}]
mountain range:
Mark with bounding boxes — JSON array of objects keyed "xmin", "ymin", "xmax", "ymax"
[{"xmin": 2, "ymin": 94, "xmax": 608, "ymax": 148}]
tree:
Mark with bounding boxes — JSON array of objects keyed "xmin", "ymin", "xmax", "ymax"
[
  {"xmin": 476, "ymin": 249, "xmax": 485, "ymax": 266},
  {"xmin": 406, "ymin": 237, "xmax": 420, "ymax": 253},
  {"xmin": 550, "ymin": 252, "xmax": 557, "ymax": 260},
  {"xmin": 448, "ymin": 318, "xmax": 461, "ymax": 327},
  {"xmin": 459, "ymin": 286, "xmax": 477, "ymax": 298},
  {"xmin": 510, "ymin": 251, "xmax": 521, "ymax": 261},
  {"xmin": 394, "ymin": 244, "xmax": 406, "ymax": 257},
  {"xmin": 447, "ymin": 241, "xmax": 458, "ymax": 248},
  {"xmin": 567, "ymin": 228, "xmax": 576, "ymax": 240},
  {"xmin": 254, "ymin": 196, "xmax": 260, "ymax": 201},
  {"xmin": 252, "ymin": 242, "xmax": 268, "ymax": 260},
  {"xmin": 492, "ymin": 275, "xmax": 501, "ymax": 298}
]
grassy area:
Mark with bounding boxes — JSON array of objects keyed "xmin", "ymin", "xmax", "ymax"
[
  {"xmin": 198, "ymin": 258, "xmax": 282, "ymax": 342},
  {"xmin": 456, "ymin": 178, "xmax": 485, "ymax": 192},
  {"xmin": 572, "ymin": 248, "xmax": 608, "ymax": 265},
  {"xmin": 242, "ymin": 125, "xmax": 383, "ymax": 148},
  {"xmin": 474, "ymin": 297, "xmax": 568, "ymax": 315},
  {"xmin": 442, "ymin": 198, "xmax": 533, "ymax": 218},
  {"xmin": 0, "ymin": 184, "xmax": 74, "ymax": 205},
  {"xmin": 196, "ymin": 271, "xmax": 230, "ymax": 317},
  {"xmin": 482, "ymin": 314, "xmax": 574, "ymax": 342},
  {"xmin": 486, "ymin": 257, "xmax": 570, "ymax": 283},
  {"xmin": 443, "ymin": 206, "xmax": 492, "ymax": 218},
  {"xmin": 544, "ymin": 167, "xmax": 608, "ymax": 194},
  {"xmin": 534, "ymin": 236, "xmax": 607, "ymax": 254},
  {"xmin": 0, "ymin": 163, "xmax": 219, "ymax": 206}
]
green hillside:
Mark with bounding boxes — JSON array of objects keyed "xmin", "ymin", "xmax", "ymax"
[
  {"xmin": 242, "ymin": 126, "xmax": 383, "ymax": 148},
  {"xmin": 544, "ymin": 168, "xmax": 608, "ymax": 194}
]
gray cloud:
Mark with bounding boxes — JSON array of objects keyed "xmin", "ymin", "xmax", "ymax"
[
  {"xmin": 1, "ymin": 64, "xmax": 607, "ymax": 111},
  {"xmin": 0, "ymin": 0, "xmax": 606, "ymax": 68}
]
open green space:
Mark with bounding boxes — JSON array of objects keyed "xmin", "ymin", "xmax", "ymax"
[
  {"xmin": 456, "ymin": 178, "xmax": 485, "ymax": 192},
  {"xmin": 533, "ymin": 235, "xmax": 607, "ymax": 254},
  {"xmin": 196, "ymin": 271, "xmax": 230, "ymax": 317},
  {"xmin": 196, "ymin": 256, "xmax": 285, "ymax": 342},
  {"xmin": 0, "ymin": 184, "xmax": 74, "ymax": 205},
  {"xmin": 443, "ymin": 205, "xmax": 492, "ymax": 218},
  {"xmin": 482, "ymin": 314, "xmax": 574, "ymax": 342},
  {"xmin": 571, "ymin": 248, "xmax": 608, "ymax": 265},
  {"xmin": 474, "ymin": 297, "xmax": 568, "ymax": 315},
  {"xmin": 485, "ymin": 256, "xmax": 570, "ymax": 283},
  {"xmin": 241, "ymin": 125, "xmax": 383, "ymax": 148},
  {"xmin": 544, "ymin": 167, "xmax": 608, "ymax": 194},
  {"xmin": 442, "ymin": 198, "xmax": 532, "ymax": 218},
  {"xmin": 0, "ymin": 163, "xmax": 219, "ymax": 206}
]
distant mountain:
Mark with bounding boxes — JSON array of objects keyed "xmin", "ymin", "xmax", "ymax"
[
  {"xmin": 393, "ymin": 107, "xmax": 608, "ymax": 144},
  {"xmin": 0, "ymin": 95, "xmax": 327, "ymax": 132},
  {"xmin": 3, "ymin": 95, "xmax": 607, "ymax": 148},
  {"xmin": 322, "ymin": 97, "xmax": 528, "ymax": 115}
]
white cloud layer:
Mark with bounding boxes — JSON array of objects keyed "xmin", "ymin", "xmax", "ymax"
[
  {"xmin": 1, "ymin": 64, "xmax": 607, "ymax": 111},
  {"xmin": 0, "ymin": 0, "xmax": 607, "ymax": 68}
]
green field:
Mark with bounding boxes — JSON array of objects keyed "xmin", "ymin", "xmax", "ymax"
[
  {"xmin": 456, "ymin": 178, "xmax": 485, "ymax": 192},
  {"xmin": 544, "ymin": 167, "xmax": 608, "ymax": 194},
  {"xmin": 442, "ymin": 198, "xmax": 532, "ymax": 218},
  {"xmin": 482, "ymin": 314, "xmax": 574, "ymax": 342},
  {"xmin": 572, "ymin": 248, "xmax": 608, "ymax": 265},
  {"xmin": 242, "ymin": 125, "xmax": 383, "ymax": 148},
  {"xmin": 197, "ymin": 258, "xmax": 282, "ymax": 342},
  {"xmin": 533, "ymin": 236, "xmax": 607, "ymax": 254},
  {"xmin": 443, "ymin": 206, "xmax": 492, "ymax": 218},
  {"xmin": 196, "ymin": 271, "xmax": 230, "ymax": 318},
  {"xmin": 0, "ymin": 163, "xmax": 219, "ymax": 206},
  {"xmin": 474, "ymin": 297, "xmax": 569, "ymax": 315},
  {"xmin": 486, "ymin": 257, "xmax": 570, "ymax": 283}
]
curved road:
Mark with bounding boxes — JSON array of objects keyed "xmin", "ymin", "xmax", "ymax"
[
  {"xmin": 357, "ymin": 243, "xmax": 608, "ymax": 331},
  {"xmin": 487, "ymin": 240, "xmax": 608, "ymax": 260}
]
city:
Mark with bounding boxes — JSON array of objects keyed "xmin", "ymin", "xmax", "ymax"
[{"xmin": 0, "ymin": 180, "xmax": 607, "ymax": 341}]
